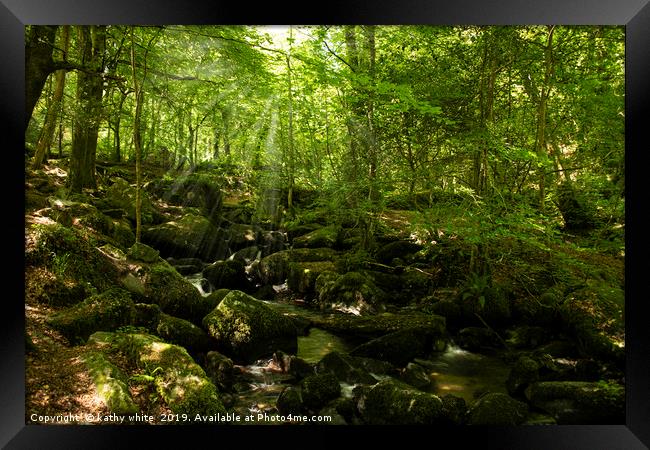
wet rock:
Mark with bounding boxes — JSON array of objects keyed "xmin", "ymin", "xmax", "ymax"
[
  {"xmin": 357, "ymin": 379, "xmax": 444, "ymax": 425},
  {"xmin": 202, "ymin": 259, "xmax": 247, "ymax": 290},
  {"xmin": 257, "ymin": 251, "xmax": 291, "ymax": 285},
  {"xmin": 166, "ymin": 257, "xmax": 205, "ymax": 275},
  {"xmin": 399, "ymin": 362, "xmax": 436, "ymax": 392},
  {"xmin": 231, "ymin": 246, "xmax": 260, "ymax": 264},
  {"xmin": 47, "ymin": 288, "xmax": 135, "ymax": 344},
  {"xmin": 466, "ymin": 392, "xmax": 528, "ymax": 425},
  {"xmin": 276, "ymin": 386, "xmax": 303, "ymax": 416},
  {"xmin": 350, "ymin": 327, "xmax": 440, "ymax": 367},
  {"xmin": 316, "ymin": 351, "xmax": 376, "ymax": 384},
  {"xmin": 156, "ymin": 313, "xmax": 212, "ymax": 352},
  {"xmin": 227, "ymin": 223, "xmax": 261, "ymax": 251},
  {"xmin": 273, "ymin": 351, "xmax": 315, "ymax": 381},
  {"xmin": 300, "ymin": 373, "xmax": 341, "ymax": 412},
  {"xmin": 525, "ymin": 381, "xmax": 624, "ymax": 424},
  {"xmin": 202, "ymin": 290, "xmax": 298, "ymax": 363},
  {"xmin": 288, "ymin": 261, "xmax": 337, "ymax": 296},
  {"xmin": 104, "ymin": 177, "xmax": 155, "ymax": 224},
  {"xmin": 457, "ymin": 327, "xmax": 502, "ymax": 351},
  {"xmin": 259, "ymin": 231, "xmax": 286, "ymax": 257},
  {"xmin": 506, "ymin": 356, "xmax": 540, "ymax": 397},
  {"xmin": 205, "ymin": 351, "xmax": 235, "ymax": 392}
]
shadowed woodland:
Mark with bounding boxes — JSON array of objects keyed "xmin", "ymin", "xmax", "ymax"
[{"xmin": 25, "ymin": 25, "xmax": 624, "ymax": 425}]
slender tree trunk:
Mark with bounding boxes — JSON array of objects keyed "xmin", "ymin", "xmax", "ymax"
[
  {"xmin": 534, "ymin": 26, "xmax": 555, "ymax": 211},
  {"xmin": 25, "ymin": 26, "xmax": 58, "ymax": 131},
  {"xmin": 130, "ymin": 28, "xmax": 143, "ymax": 242},
  {"xmin": 33, "ymin": 26, "xmax": 70, "ymax": 169},
  {"xmin": 286, "ymin": 26, "xmax": 295, "ymax": 214}
]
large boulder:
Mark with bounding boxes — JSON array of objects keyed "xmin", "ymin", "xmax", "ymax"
[
  {"xmin": 466, "ymin": 392, "xmax": 528, "ymax": 425},
  {"xmin": 155, "ymin": 313, "xmax": 213, "ymax": 352},
  {"xmin": 506, "ymin": 356, "xmax": 540, "ymax": 397},
  {"xmin": 47, "ymin": 288, "xmax": 135, "ymax": 344},
  {"xmin": 288, "ymin": 261, "xmax": 337, "ymax": 296},
  {"xmin": 256, "ymin": 247, "xmax": 339, "ymax": 286},
  {"xmin": 112, "ymin": 333, "xmax": 226, "ymax": 415},
  {"xmin": 276, "ymin": 387, "xmax": 303, "ymax": 416},
  {"xmin": 202, "ymin": 259, "xmax": 247, "ymax": 290},
  {"xmin": 316, "ymin": 271, "xmax": 385, "ymax": 315},
  {"xmin": 148, "ymin": 173, "xmax": 223, "ymax": 222},
  {"xmin": 142, "ymin": 213, "xmax": 228, "ymax": 261},
  {"xmin": 399, "ymin": 362, "xmax": 436, "ymax": 392},
  {"xmin": 127, "ymin": 242, "xmax": 160, "ymax": 263},
  {"xmin": 315, "ymin": 351, "xmax": 376, "ymax": 384},
  {"xmin": 104, "ymin": 177, "xmax": 155, "ymax": 224},
  {"xmin": 349, "ymin": 327, "xmax": 441, "ymax": 367},
  {"xmin": 292, "ymin": 225, "xmax": 340, "ymax": 249},
  {"xmin": 81, "ymin": 351, "xmax": 139, "ymax": 415},
  {"xmin": 202, "ymin": 290, "xmax": 298, "ymax": 363},
  {"xmin": 524, "ymin": 381, "xmax": 624, "ymax": 424},
  {"xmin": 356, "ymin": 379, "xmax": 444, "ymax": 425},
  {"xmin": 226, "ymin": 223, "xmax": 261, "ymax": 251},
  {"xmin": 273, "ymin": 350, "xmax": 315, "ymax": 381},
  {"xmin": 204, "ymin": 351, "xmax": 235, "ymax": 392},
  {"xmin": 300, "ymin": 373, "xmax": 341, "ymax": 412}
]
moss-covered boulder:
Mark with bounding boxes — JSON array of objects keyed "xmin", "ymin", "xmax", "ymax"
[
  {"xmin": 466, "ymin": 392, "xmax": 528, "ymax": 425},
  {"xmin": 133, "ymin": 303, "xmax": 162, "ymax": 330},
  {"xmin": 506, "ymin": 356, "xmax": 540, "ymax": 397},
  {"xmin": 204, "ymin": 351, "xmax": 235, "ymax": 392},
  {"xmin": 142, "ymin": 213, "xmax": 229, "ymax": 261},
  {"xmin": 457, "ymin": 327, "xmax": 502, "ymax": 351},
  {"xmin": 315, "ymin": 351, "xmax": 376, "ymax": 384},
  {"xmin": 524, "ymin": 381, "xmax": 624, "ymax": 424},
  {"xmin": 231, "ymin": 246, "xmax": 260, "ymax": 264},
  {"xmin": 399, "ymin": 362, "xmax": 436, "ymax": 392},
  {"xmin": 374, "ymin": 240, "xmax": 423, "ymax": 265},
  {"xmin": 142, "ymin": 261, "xmax": 211, "ymax": 324},
  {"xmin": 116, "ymin": 333, "xmax": 226, "ymax": 415},
  {"xmin": 202, "ymin": 259, "xmax": 247, "ymax": 290},
  {"xmin": 202, "ymin": 290, "xmax": 298, "ymax": 363},
  {"xmin": 317, "ymin": 271, "xmax": 385, "ymax": 315},
  {"xmin": 104, "ymin": 177, "xmax": 155, "ymax": 224},
  {"xmin": 300, "ymin": 373, "xmax": 341, "ymax": 412},
  {"xmin": 81, "ymin": 351, "xmax": 138, "ymax": 414},
  {"xmin": 349, "ymin": 327, "xmax": 440, "ymax": 367},
  {"xmin": 292, "ymin": 225, "xmax": 340, "ymax": 249},
  {"xmin": 440, "ymin": 394, "xmax": 467, "ymax": 425},
  {"xmin": 127, "ymin": 242, "xmax": 160, "ymax": 263},
  {"xmin": 227, "ymin": 223, "xmax": 261, "ymax": 251},
  {"xmin": 287, "ymin": 261, "xmax": 337, "ymax": 296},
  {"xmin": 276, "ymin": 386, "xmax": 303, "ymax": 416},
  {"xmin": 156, "ymin": 313, "xmax": 213, "ymax": 352},
  {"xmin": 273, "ymin": 350, "xmax": 315, "ymax": 381},
  {"xmin": 148, "ymin": 173, "xmax": 223, "ymax": 222},
  {"xmin": 356, "ymin": 379, "xmax": 444, "ymax": 425},
  {"xmin": 48, "ymin": 288, "xmax": 135, "ymax": 344},
  {"xmin": 257, "ymin": 251, "xmax": 291, "ymax": 285}
]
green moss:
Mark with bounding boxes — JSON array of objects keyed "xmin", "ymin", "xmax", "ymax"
[
  {"xmin": 293, "ymin": 225, "xmax": 340, "ymax": 249},
  {"xmin": 144, "ymin": 261, "xmax": 205, "ymax": 324},
  {"xmin": 287, "ymin": 261, "xmax": 337, "ymax": 295},
  {"xmin": 81, "ymin": 351, "xmax": 139, "ymax": 415},
  {"xmin": 156, "ymin": 313, "xmax": 211, "ymax": 352},
  {"xmin": 127, "ymin": 242, "xmax": 160, "ymax": 263},
  {"xmin": 467, "ymin": 392, "xmax": 528, "ymax": 425},
  {"xmin": 317, "ymin": 271, "xmax": 385, "ymax": 314},
  {"xmin": 300, "ymin": 373, "xmax": 341, "ymax": 411}
]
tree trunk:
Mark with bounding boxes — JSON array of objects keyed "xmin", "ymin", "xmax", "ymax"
[
  {"xmin": 33, "ymin": 26, "xmax": 70, "ymax": 169},
  {"xmin": 25, "ymin": 26, "xmax": 57, "ymax": 131},
  {"xmin": 534, "ymin": 26, "xmax": 555, "ymax": 211},
  {"xmin": 69, "ymin": 25, "xmax": 106, "ymax": 193}
]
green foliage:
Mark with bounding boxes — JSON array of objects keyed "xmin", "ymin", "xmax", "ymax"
[{"xmin": 461, "ymin": 272, "xmax": 491, "ymax": 310}]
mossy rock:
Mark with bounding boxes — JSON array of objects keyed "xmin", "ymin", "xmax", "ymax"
[
  {"xmin": 204, "ymin": 351, "xmax": 235, "ymax": 392},
  {"xmin": 273, "ymin": 351, "xmax": 314, "ymax": 380},
  {"xmin": 149, "ymin": 173, "xmax": 223, "ymax": 222},
  {"xmin": 524, "ymin": 381, "xmax": 624, "ymax": 424},
  {"xmin": 315, "ymin": 351, "xmax": 376, "ymax": 384},
  {"xmin": 399, "ymin": 362, "xmax": 436, "ymax": 392},
  {"xmin": 287, "ymin": 261, "xmax": 337, "ymax": 296},
  {"xmin": 440, "ymin": 394, "xmax": 467, "ymax": 425},
  {"xmin": 202, "ymin": 290, "xmax": 298, "ymax": 363},
  {"xmin": 350, "ymin": 327, "xmax": 439, "ymax": 367},
  {"xmin": 227, "ymin": 223, "xmax": 261, "ymax": 251},
  {"xmin": 506, "ymin": 356, "xmax": 541, "ymax": 397},
  {"xmin": 458, "ymin": 284, "xmax": 512, "ymax": 327},
  {"xmin": 81, "ymin": 351, "xmax": 138, "ymax": 415},
  {"xmin": 116, "ymin": 333, "xmax": 226, "ymax": 415},
  {"xmin": 202, "ymin": 259, "xmax": 247, "ymax": 290},
  {"xmin": 357, "ymin": 379, "xmax": 444, "ymax": 425},
  {"xmin": 127, "ymin": 242, "xmax": 160, "ymax": 263},
  {"xmin": 466, "ymin": 392, "xmax": 528, "ymax": 425},
  {"xmin": 48, "ymin": 288, "xmax": 135, "ymax": 344},
  {"xmin": 141, "ymin": 213, "xmax": 229, "ymax": 261},
  {"xmin": 257, "ymin": 251, "xmax": 291, "ymax": 285},
  {"xmin": 276, "ymin": 386, "xmax": 303, "ymax": 416},
  {"xmin": 300, "ymin": 373, "xmax": 341, "ymax": 412},
  {"xmin": 374, "ymin": 240, "xmax": 423, "ymax": 265},
  {"xmin": 293, "ymin": 225, "xmax": 340, "ymax": 249},
  {"xmin": 317, "ymin": 271, "xmax": 385, "ymax": 315},
  {"xmin": 133, "ymin": 303, "xmax": 162, "ymax": 330},
  {"xmin": 104, "ymin": 177, "xmax": 155, "ymax": 224},
  {"xmin": 156, "ymin": 313, "xmax": 212, "ymax": 352}
]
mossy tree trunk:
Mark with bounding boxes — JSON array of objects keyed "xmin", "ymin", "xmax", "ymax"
[{"xmin": 25, "ymin": 26, "xmax": 57, "ymax": 132}]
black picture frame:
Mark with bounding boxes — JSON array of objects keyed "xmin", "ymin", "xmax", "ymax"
[{"xmin": 4, "ymin": 0, "xmax": 649, "ymax": 448}]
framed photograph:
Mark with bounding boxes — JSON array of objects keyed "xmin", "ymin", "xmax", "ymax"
[{"xmin": 6, "ymin": 0, "xmax": 649, "ymax": 448}]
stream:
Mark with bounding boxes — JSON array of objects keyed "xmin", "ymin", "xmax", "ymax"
[{"xmin": 185, "ymin": 273, "xmax": 511, "ymax": 417}]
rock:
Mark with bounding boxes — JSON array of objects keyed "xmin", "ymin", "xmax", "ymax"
[
  {"xmin": 142, "ymin": 261, "xmax": 210, "ymax": 324},
  {"xmin": 428, "ymin": 299, "xmax": 463, "ymax": 329},
  {"xmin": 47, "ymin": 288, "xmax": 135, "ymax": 344},
  {"xmin": 317, "ymin": 402, "xmax": 348, "ymax": 425},
  {"xmin": 506, "ymin": 356, "xmax": 540, "ymax": 397},
  {"xmin": 156, "ymin": 313, "xmax": 212, "ymax": 352},
  {"xmin": 114, "ymin": 332, "xmax": 226, "ymax": 415},
  {"xmin": 257, "ymin": 251, "xmax": 291, "ymax": 285},
  {"xmin": 285, "ymin": 223, "xmax": 320, "ymax": 241},
  {"xmin": 202, "ymin": 259, "xmax": 247, "ymax": 290},
  {"xmin": 506, "ymin": 326, "xmax": 551, "ymax": 349},
  {"xmin": 293, "ymin": 225, "xmax": 340, "ymax": 249},
  {"xmin": 202, "ymin": 290, "xmax": 298, "ymax": 363},
  {"xmin": 440, "ymin": 394, "xmax": 467, "ymax": 425},
  {"xmin": 227, "ymin": 223, "xmax": 261, "ymax": 251},
  {"xmin": 276, "ymin": 387, "xmax": 303, "ymax": 416},
  {"xmin": 466, "ymin": 392, "xmax": 528, "ymax": 425},
  {"xmin": 127, "ymin": 242, "xmax": 160, "ymax": 263},
  {"xmin": 457, "ymin": 327, "xmax": 502, "ymax": 351},
  {"xmin": 350, "ymin": 327, "xmax": 440, "ymax": 367},
  {"xmin": 104, "ymin": 177, "xmax": 155, "ymax": 224},
  {"xmin": 133, "ymin": 303, "xmax": 162, "ymax": 330},
  {"xmin": 357, "ymin": 379, "xmax": 444, "ymax": 425},
  {"xmin": 259, "ymin": 231, "xmax": 286, "ymax": 257},
  {"xmin": 287, "ymin": 261, "xmax": 337, "ymax": 296},
  {"xmin": 289, "ymin": 247, "xmax": 339, "ymax": 262},
  {"xmin": 205, "ymin": 351, "xmax": 235, "ymax": 392},
  {"xmin": 273, "ymin": 351, "xmax": 314, "ymax": 380},
  {"xmin": 315, "ymin": 351, "xmax": 376, "ymax": 384},
  {"xmin": 399, "ymin": 362, "xmax": 436, "ymax": 392},
  {"xmin": 204, "ymin": 289, "xmax": 231, "ymax": 307},
  {"xmin": 524, "ymin": 381, "xmax": 624, "ymax": 424},
  {"xmin": 81, "ymin": 351, "xmax": 138, "ymax": 414},
  {"xmin": 317, "ymin": 271, "xmax": 385, "ymax": 315},
  {"xmin": 166, "ymin": 257, "xmax": 205, "ymax": 275},
  {"xmin": 142, "ymin": 213, "xmax": 229, "ymax": 261},
  {"xmin": 300, "ymin": 373, "xmax": 341, "ymax": 411},
  {"xmin": 231, "ymin": 246, "xmax": 260, "ymax": 264},
  {"xmin": 374, "ymin": 240, "xmax": 423, "ymax": 265},
  {"xmin": 148, "ymin": 173, "xmax": 223, "ymax": 222}
]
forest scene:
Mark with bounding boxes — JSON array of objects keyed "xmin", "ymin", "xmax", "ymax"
[{"xmin": 24, "ymin": 25, "xmax": 625, "ymax": 426}]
